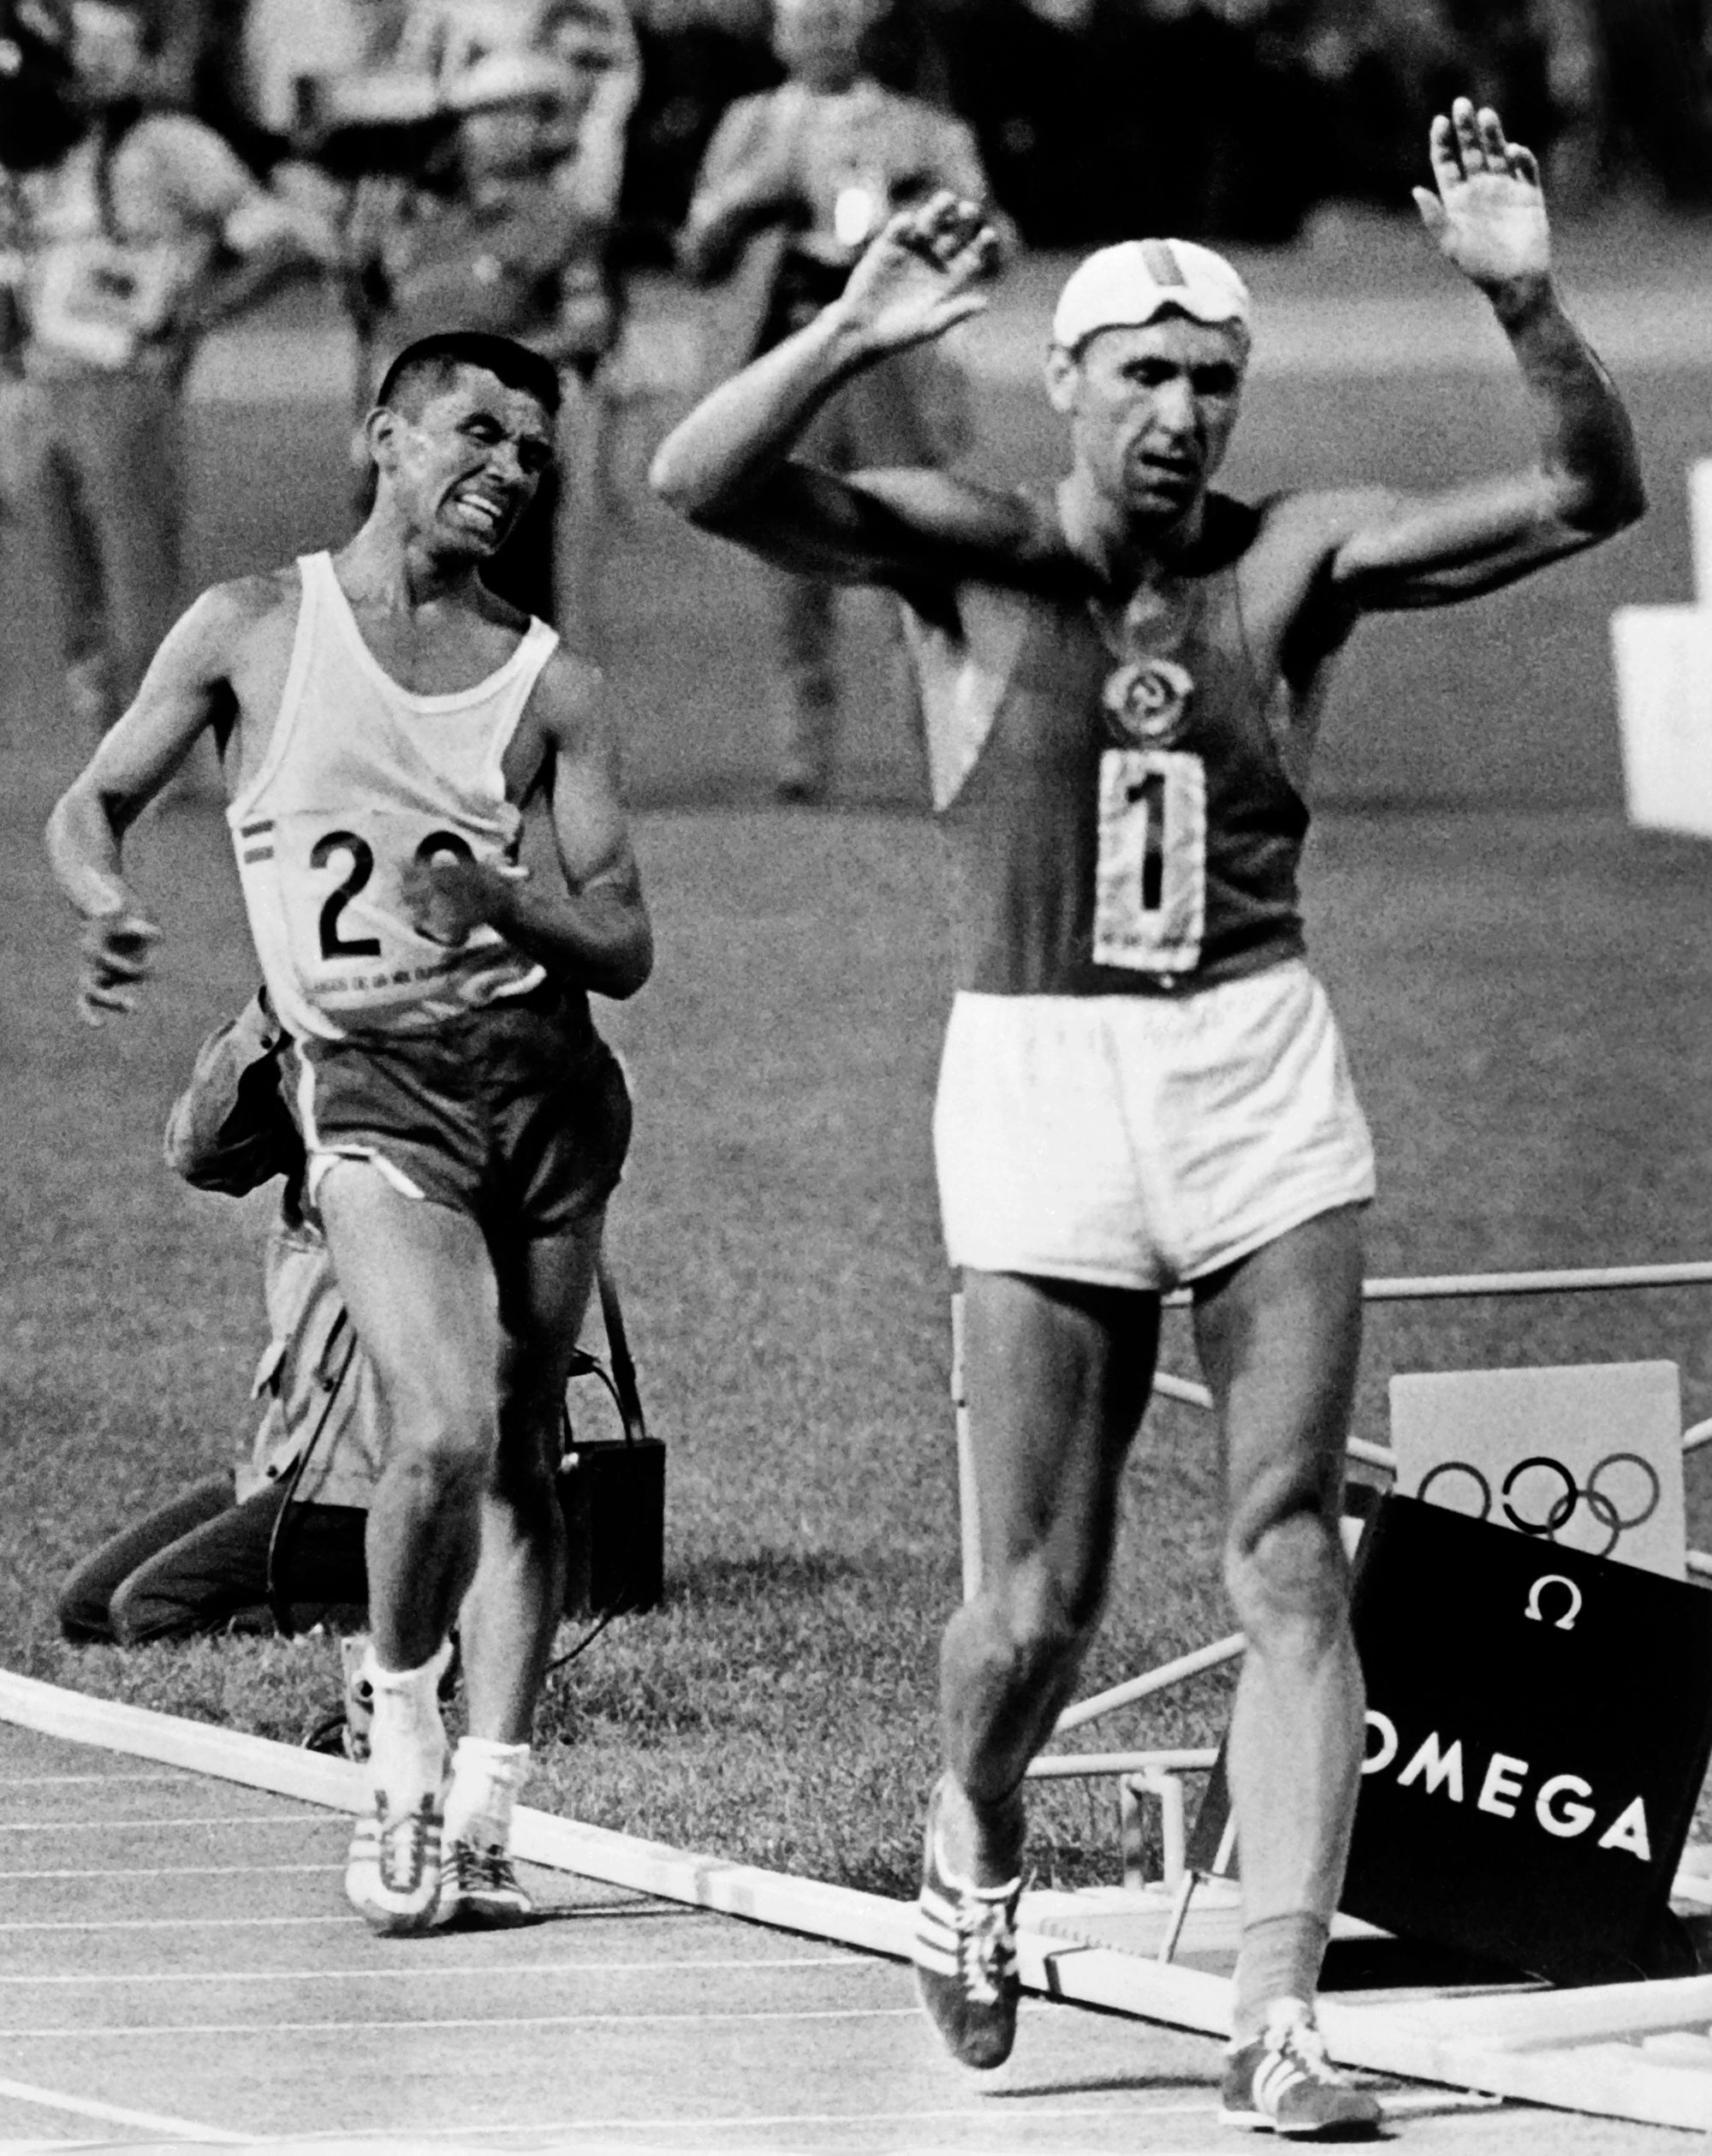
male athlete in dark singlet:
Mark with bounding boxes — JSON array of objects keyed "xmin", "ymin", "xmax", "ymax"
[
  {"xmin": 48, "ymin": 331, "xmax": 652, "ymax": 1939},
  {"xmin": 651, "ymin": 103, "xmax": 1644, "ymax": 2134}
]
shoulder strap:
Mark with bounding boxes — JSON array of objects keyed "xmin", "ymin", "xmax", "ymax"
[
  {"xmin": 92, "ymin": 112, "xmax": 127, "ymax": 241},
  {"xmin": 595, "ymin": 1254, "xmax": 646, "ymax": 1445}
]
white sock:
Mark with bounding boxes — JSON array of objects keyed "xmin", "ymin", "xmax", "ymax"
[
  {"xmin": 443, "ymin": 1736, "xmax": 531, "ymax": 1854},
  {"xmin": 365, "ymin": 1642, "xmax": 452, "ymax": 1816}
]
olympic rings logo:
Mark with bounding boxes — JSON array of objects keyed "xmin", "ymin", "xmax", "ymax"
[{"xmin": 1417, "ymin": 1453, "xmax": 1661, "ymax": 1558}]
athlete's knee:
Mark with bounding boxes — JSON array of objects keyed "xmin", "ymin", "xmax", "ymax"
[
  {"xmin": 1224, "ymin": 1504, "xmax": 1347, "ymax": 1648},
  {"xmin": 379, "ymin": 1374, "xmax": 498, "ymax": 1496}
]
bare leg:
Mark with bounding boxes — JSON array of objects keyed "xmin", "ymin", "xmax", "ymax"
[
  {"xmin": 938, "ymin": 1269, "xmax": 1158, "ymax": 1877},
  {"xmin": 317, "ymin": 1167, "xmax": 501, "ymax": 1673},
  {"xmin": 318, "ymin": 1165, "xmax": 504, "ymax": 1930},
  {"xmin": 1192, "ymin": 1206, "xmax": 1366, "ymax": 2020},
  {"xmin": 459, "ymin": 1215, "xmax": 603, "ymax": 1742}
]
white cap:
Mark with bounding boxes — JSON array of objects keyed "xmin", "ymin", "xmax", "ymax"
[
  {"xmin": 445, "ymin": 49, "xmax": 576, "ymax": 113},
  {"xmin": 1051, "ymin": 239, "xmax": 1251, "ymax": 352}
]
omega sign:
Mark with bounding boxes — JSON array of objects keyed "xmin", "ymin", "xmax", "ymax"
[
  {"xmin": 1337, "ymin": 1493, "xmax": 1712, "ymax": 1983},
  {"xmin": 1360, "ymin": 1713, "xmax": 1652, "ymax": 1861}
]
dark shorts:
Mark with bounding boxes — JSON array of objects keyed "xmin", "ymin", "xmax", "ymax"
[{"xmin": 288, "ymin": 988, "xmax": 632, "ymax": 1239}]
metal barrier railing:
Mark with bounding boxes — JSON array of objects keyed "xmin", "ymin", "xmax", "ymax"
[{"xmin": 954, "ymin": 1260, "xmax": 1712, "ymax": 1891}]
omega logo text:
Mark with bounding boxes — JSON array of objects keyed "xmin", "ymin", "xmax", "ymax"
[{"xmin": 1360, "ymin": 1712, "xmax": 1652, "ymax": 1861}]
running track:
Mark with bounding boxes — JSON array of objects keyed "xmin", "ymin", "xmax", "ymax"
[{"xmin": 0, "ymin": 1721, "xmax": 1689, "ymax": 2153}]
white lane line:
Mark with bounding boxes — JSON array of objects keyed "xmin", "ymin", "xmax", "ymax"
[
  {"xmin": 0, "ymin": 1914, "xmax": 360, "ymax": 1932},
  {"xmin": 287, "ymin": 2102, "xmax": 1226, "ymax": 2139},
  {"xmin": 0, "ymin": 1863, "xmax": 343, "ymax": 1880},
  {"xmin": 0, "ymin": 1953, "xmax": 877, "ymax": 1983},
  {"xmin": 0, "ymin": 1773, "xmax": 193, "ymax": 1785},
  {"xmin": 0, "ymin": 2007, "xmax": 923, "ymax": 2036},
  {"xmin": 0, "ymin": 2072, "xmax": 243, "ymax": 2143},
  {"xmin": 274, "ymin": 2088, "xmax": 1500, "ymax": 2142},
  {"xmin": 0, "ymin": 1813, "xmax": 327, "ymax": 1832}
]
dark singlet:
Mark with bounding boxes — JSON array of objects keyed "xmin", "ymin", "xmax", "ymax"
[{"xmin": 920, "ymin": 494, "xmax": 1309, "ymax": 999}]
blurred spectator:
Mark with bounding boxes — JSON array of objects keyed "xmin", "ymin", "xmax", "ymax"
[
  {"xmin": 58, "ymin": 993, "xmax": 379, "ymax": 1647},
  {"xmin": 2, "ymin": 0, "xmax": 332, "ymax": 749},
  {"xmin": 56, "ymin": 1218, "xmax": 376, "ymax": 1642},
  {"xmin": 931, "ymin": 0, "xmax": 1316, "ymax": 247},
  {"xmin": 241, "ymin": 0, "xmax": 408, "ymax": 141},
  {"xmin": 395, "ymin": 0, "xmax": 538, "ymax": 73},
  {"xmin": 680, "ymin": 0, "xmax": 1009, "ymax": 802},
  {"xmin": 620, "ymin": 0, "xmax": 778, "ymax": 261},
  {"xmin": 342, "ymin": 17, "xmax": 639, "ymax": 641}
]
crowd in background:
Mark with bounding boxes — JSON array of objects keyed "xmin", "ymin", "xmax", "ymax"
[
  {"xmin": 0, "ymin": 0, "xmax": 1708, "ymax": 1632},
  {"xmin": 4, "ymin": 0, "xmax": 1709, "ymax": 259}
]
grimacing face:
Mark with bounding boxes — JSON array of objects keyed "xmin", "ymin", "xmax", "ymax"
[
  {"xmin": 1046, "ymin": 313, "xmax": 1247, "ymax": 528},
  {"xmin": 372, "ymin": 368, "xmax": 556, "ymax": 559}
]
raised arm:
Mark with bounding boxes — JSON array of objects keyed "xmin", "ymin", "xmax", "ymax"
[
  {"xmin": 651, "ymin": 191, "xmax": 1016, "ymax": 588},
  {"xmin": 401, "ymin": 658, "xmax": 653, "ymax": 1000},
  {"xmin": 1323, "ymin": 100, "xmax": 1644, "ymax": 615},
  {"xmin": 45, "ymin": 583, "xmax": 250, "ymax": 1023}
]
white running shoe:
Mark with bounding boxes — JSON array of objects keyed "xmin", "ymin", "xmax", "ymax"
[
  {"xmin": 1220, "ymin": 1999, "xmax": 1383, "ymax": 2139},
  {"xmin": 345, "ymin": 1793, "xmax": 443, "ymax": 1938}
]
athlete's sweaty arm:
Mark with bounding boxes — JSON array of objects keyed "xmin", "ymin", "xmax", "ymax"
[
  {"xmin": 1308, "ymin": 100, "xmax": 1644, "ymax": 620},
  {"xmin": 45, "ymin": 584, "xmax": 253, "ymax": 1024},
  {"xmin": 399, "ymin": 654, "xmax": 653, "ymax": 1000},
  {"xmin": 651, "ymin": 191, "xmax": 1015, "ymax": 593}
]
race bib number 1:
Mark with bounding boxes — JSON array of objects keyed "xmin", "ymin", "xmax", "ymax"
[{"xmin": 1092, "ymin": 747, "xmax": 1206, "ymax": 974}]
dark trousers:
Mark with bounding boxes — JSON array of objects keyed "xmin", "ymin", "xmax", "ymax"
[{"xmin": 57, "ymin": 1474, "xmax": 369, "ymax": 1644}]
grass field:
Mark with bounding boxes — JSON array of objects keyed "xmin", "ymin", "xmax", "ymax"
[{"xmin": 7, "ymin": 234, "xmax": 1712, "ymax": 1899}]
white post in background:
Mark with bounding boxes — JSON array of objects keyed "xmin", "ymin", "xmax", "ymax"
[
  {"xmin": 1612, "ymin": 461, "xmax": 1712, "ymax": 837},
  {"xmin": 1691, "ymin": 462, "xmax": 1712, "ymax": 610},
  {"xmin": 950, "ymin": 1287, "xmax": 981, "ymax": 1599}
]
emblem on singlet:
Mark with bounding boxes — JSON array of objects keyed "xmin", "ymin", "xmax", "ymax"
[{"xmin": 1101, "ymin": 655, "xmax": 1195, "ymax": 749}]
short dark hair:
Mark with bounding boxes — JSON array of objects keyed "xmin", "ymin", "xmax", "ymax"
[{"xmin": 376, "ymin": 333, "xmax": 562, "ymax": 420}]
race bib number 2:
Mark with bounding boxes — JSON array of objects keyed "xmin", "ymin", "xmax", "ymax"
[
  {"xmin": 1092, "ymin": 747, "xmax": 1206, "ymax": 974},
  {"xmin": 276, "ymin": 809, "xmax": 490, "ymax": 1013}
]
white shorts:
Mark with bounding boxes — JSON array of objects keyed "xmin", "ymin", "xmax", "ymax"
[{"xmin": 933, "ymin": 962, "xmax": 1376, "ymax": 1292}]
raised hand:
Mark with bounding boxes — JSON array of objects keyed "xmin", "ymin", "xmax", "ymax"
[
  {"xmin": 836, "ymin": 191, "xmax": 1001, "ymax": 355},
  {"xmin": 1413, "ymin": 99, "xmax": 1550, "ymax": 291}
]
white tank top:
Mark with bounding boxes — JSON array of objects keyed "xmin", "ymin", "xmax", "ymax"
[{"xmin": 228, "ymin": 551, "xmax": 559, "ymax": 1041}]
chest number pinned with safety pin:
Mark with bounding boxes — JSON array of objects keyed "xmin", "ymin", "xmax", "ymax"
[{"xmin": 1092, "ymin": 748, "xmax": 1207, "ymax": 974}]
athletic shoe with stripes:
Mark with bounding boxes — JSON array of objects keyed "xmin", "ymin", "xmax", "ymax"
[
  {"xmin": 912, "ymin": 1778, "xmax": 1022, "ymax": 2070},
  {"xmin": 345, "ymin": 1794, "xmax": 443, "ymax": 1937},
  {"xmin": 434, "ymin": 1841, "xmax": 535, "ymax": 1929},
  {"xmin": 1220, "ymin": 2000, "xmax": 1382, "ymax": 2138}
]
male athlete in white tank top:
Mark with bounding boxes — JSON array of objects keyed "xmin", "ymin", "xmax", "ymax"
[
  {"xmin": 49, "ymin": 331, "xmax": 653, "ymax": 1940},
  {"xmin": 231, "ymin": 548, "xmax": 558, "ymax": 1043}
]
